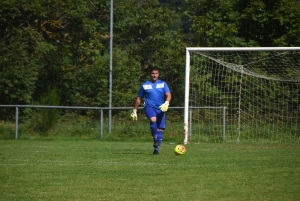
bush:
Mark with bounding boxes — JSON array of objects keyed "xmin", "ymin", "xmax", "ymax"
[{"xmin": 26, "ymin": 88, "xmax": 61, "ymax": 135}]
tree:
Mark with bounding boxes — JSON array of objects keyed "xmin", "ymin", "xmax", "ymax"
[
  {"xmin": 0, "ymin": 0, "xmax": 111, "ymax": 107},
  {"xmin": 183, "ymin": 0, "xmax": 300, "ymax": 47},
  {"xmin": 239, "ymin": 0, "xmax": 300, "ymax": 46},
  {"xmin": 113, "ymin": 0, "xmax": 187, "ymax": 106},
  {"xmin": 0, "ymin": 0, "xmax": 188, "ymax": 110},
  {"xmin": 0, "ymin": 2, "xmax": 58, "ymax": 104}
]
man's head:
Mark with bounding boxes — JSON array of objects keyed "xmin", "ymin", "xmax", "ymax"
[{"xmin": 149, "ymin": 66, "xmax": 159, "ymax": 82}]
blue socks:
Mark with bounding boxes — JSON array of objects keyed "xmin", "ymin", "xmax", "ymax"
[
  {"xmin": 157, "ymin": 131, "xmax": 163, "ymax": 147},
  {"xmin": 150, "ymin": 122, "xmax": 159, "ymax": 151},
  {"xmin": 153, "ymin": 131, "xmax": 163, "ymax": 152},
  {"xmin": 150, "ymin": 121, "xmax": 163, "ymax": 152},
  {"xmin": 150, "ymin": 122, "xmax": 158, "ymax": 137}
]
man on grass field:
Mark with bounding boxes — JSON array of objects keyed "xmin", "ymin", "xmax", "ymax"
[{"xmin": 131, "ymin": 66, "xmax": 171, "ymax": 155}]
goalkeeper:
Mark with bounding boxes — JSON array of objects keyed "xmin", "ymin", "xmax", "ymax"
[{"xmin": 131, "ymin": 66, "xmax": 171, "ymax": 155}]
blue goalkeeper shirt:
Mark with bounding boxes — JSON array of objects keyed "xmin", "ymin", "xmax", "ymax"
[{"xmin": 137, "ymin": 79, "xmax": 170, "ymax": 109}]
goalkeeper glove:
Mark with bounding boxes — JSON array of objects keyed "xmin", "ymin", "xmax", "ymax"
[
  {"xmin": 131, "ymin": 109, "xmax": 138, "ymax": 120},
  {"xmin": 159, "ymin": 101, "xmax": 169, "ymax": 112}
]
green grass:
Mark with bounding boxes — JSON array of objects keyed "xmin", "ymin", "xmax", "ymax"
[{"xmin": 0, "ymin": 140, "xmax": 299, "ymax": 201}]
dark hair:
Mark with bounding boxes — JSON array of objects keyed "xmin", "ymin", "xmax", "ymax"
[{"xmin": 149, "ymin": 66, "xmax": 159, "ymax": 73}]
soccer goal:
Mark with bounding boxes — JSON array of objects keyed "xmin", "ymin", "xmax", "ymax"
[{"xmin": 184, "ymin": 47, "xmax": 300, "ymax": 144}]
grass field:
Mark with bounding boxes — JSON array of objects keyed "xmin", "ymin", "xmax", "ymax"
[{"xmin": 0, "ymin": 140, "xmax": 299, "ymax": 201}]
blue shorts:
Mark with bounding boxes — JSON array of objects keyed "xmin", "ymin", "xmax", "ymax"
[{"xmin": 144, "ymin": 106, "xmax": 166, "ymax": 129}]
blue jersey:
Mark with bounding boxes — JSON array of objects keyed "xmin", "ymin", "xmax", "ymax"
[{"xmin": 138, "ymin": 79, "xmax": 170, "ymax": 109}]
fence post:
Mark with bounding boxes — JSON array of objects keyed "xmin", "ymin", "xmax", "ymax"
[
  {"xmin": 189, "ymin": 108, "xmax": 192, "ymax": 142},
  {"xmin": 15, "ymin": 107, "xmax": 19, "ymax": 139},
  {"xmin": 222, "ymin": 106, "xmax": 226, "ymax": 142},
  {"xmin": 100, "ymin": 109, "xmax": 103, "ymax": 140}
]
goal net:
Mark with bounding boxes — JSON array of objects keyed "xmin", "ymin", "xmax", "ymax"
[{"xmin": 184, "ymin": 47, "xmax": 300, "ymax": 144}]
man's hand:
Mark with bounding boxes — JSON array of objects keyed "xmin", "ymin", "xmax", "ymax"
[
  {"xmin": 131, "ymin": 109, "xmax": 138, "ymax": 120},
  {"xmin": 159, "ymin": 101, "xmax": 169, "ymax": 112}
]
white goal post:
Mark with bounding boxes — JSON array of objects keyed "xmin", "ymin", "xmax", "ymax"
[{"xmin": 184, "ymin": 47, "xmax": 300, "ymax": 144}]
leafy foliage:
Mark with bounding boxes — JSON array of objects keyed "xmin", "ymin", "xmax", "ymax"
[
  {"xmin": 0, "ymin": 0, "xmax": 300, "ymax": 120},
  {"xmin": 28, "ymin": 87, "xmax": 61, "ymax": 134},
  {"xmin": 184, "ymin": 0, "xmax": 300, "ymax": 47}
]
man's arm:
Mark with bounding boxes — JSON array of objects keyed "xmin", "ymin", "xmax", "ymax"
[
  {"xmin": 131, "ymin": 97, "xmax": 142, "ymax": 120},
  {"xmin": 165, "ymin": 92, "xmax": 171, "ymax": 103},
  {"xmin": 133, "ymin": 97, "xmax": 142, "ymax": 110},
  {"xmin": 159, "ymin": 92, "xmax": 171, "ymax": 112}
]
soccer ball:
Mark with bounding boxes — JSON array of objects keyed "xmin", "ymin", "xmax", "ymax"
[{"xmin": 174, "ymin": 145, "xmax": 186, "ymax": 155}]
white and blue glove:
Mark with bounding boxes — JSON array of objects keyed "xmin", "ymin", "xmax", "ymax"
[
  {"xmin": 131, "ymin": 109, "xmax": 138, "ymax": 120},
  {"xmin": 159, "ymin": 101, "xmax": 169, "ymax": 112}
]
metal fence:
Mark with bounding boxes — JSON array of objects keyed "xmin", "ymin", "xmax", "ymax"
[{"xmin": 0, "ymin": 105, "xmax": 226, "ymax": 141}]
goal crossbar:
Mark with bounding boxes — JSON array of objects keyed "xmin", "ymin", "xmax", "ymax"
[{"xmin": 186, "ymin": 47, "xmax": 300, "ymax": 51}]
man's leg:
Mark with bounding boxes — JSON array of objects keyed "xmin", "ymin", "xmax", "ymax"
[
  {"xmin": 144, "ymin": 107, "xmax": 160, "ymax": 154},
  {"xmin": 150, "ymin": 120, "xmax": 159, "ymax": 154},
  {"xmin": 156, "ymin": 111, "xmax": 166, "ymax": 153},
  {"xmin": 157, "ymin": 129, "xmax": 163, "ymax": 147}
]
